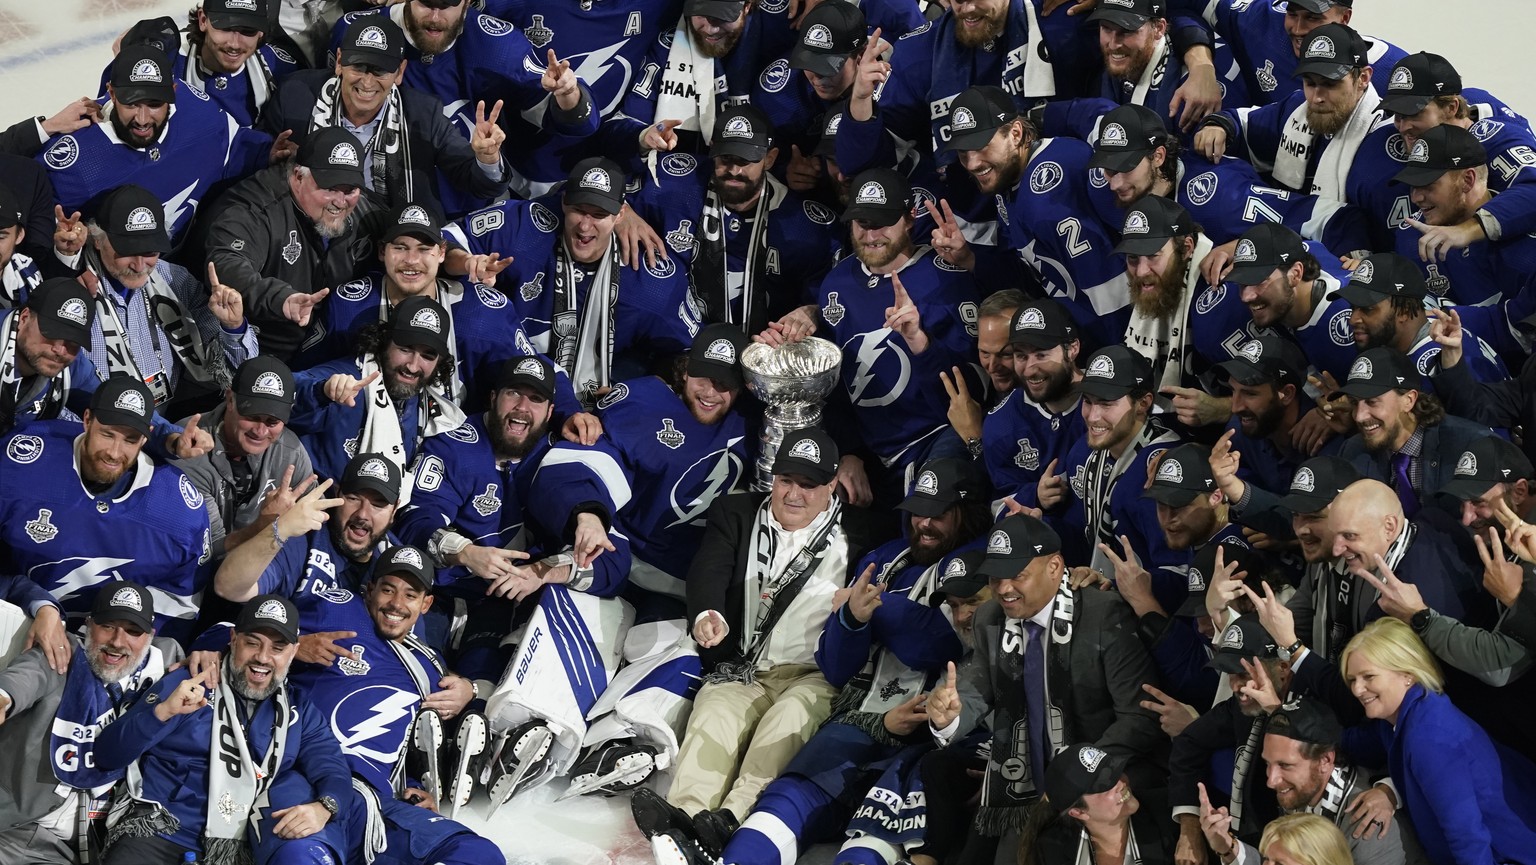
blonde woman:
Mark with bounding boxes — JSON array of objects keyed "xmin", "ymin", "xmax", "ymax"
[
  {"xmin": 1340, "ymin": 618, "xmax": 1536, "ymax": 864},
  {"xmin": 1256, "ymin": 814, "xmax": 1352, "ymax": 865}
]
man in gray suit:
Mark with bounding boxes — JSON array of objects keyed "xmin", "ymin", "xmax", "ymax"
[
  {"xmin": 926, "ymin": 513, "xmax": 1164, "ymax": 862},
  {"xmin": 0, "ymin": 583, "xmax": 182, "ymax": 863}
]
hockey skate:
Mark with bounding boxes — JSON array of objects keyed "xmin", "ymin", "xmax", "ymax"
[
  {"xmin": 408, "ymin": 709, "xmax": 444, "ymax": 805},
  {"xmin": 484, "ymin": 719, "xmax": 555, "ymax": 814},
  {"xmin": 558, "ymin": 739, "xmax": 661, "ymax": 800},
  {"xmin": 649, "ymin": 829, "xmax": 720, "ymax": 865},
  {"xmin": 446, "ymin": 711, "xmax": 489, "ymax": 819}
]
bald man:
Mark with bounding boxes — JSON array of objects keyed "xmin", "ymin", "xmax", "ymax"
[{"xmin": 1258, "ymin": 479, "xmax": 1493, "ymax": 717}]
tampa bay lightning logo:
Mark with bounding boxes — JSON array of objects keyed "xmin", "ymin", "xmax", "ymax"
[
  {"xmin": 337, "ymin": 279, "xmax": 372, "ymax": 301},
  {"xmin": 760, "ymin": 59, "xmax": 792, "ymax": 93},
  {"xmin": 28, "ymin": 556, "xmax": 134, "ymax": 603},
  {"xmin": 844, "ymin": 330, "xmax": 912, "ymax": 408},
  {"xmin": 1328, "ymin": 307, "xmax": 1353, "ymax": 347},
  {"xmin": 331, "ymin": 685, "xmax": 419, "ymax": 765},
  {"xmin": 529, "ymin": 202, "xmax": 560, "ymax": 233},
  {"xmin": 667, "ymin": 440, "xmax": 746, "ymax": 528}
]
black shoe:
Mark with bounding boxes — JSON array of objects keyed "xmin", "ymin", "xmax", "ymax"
[
  {"xmin": 691, "ymin": 808, "xmax": 738, "ymax": 858},
  {"xmin": 631, "ymin": 786, "xmax": 695, "ymax": 840}
]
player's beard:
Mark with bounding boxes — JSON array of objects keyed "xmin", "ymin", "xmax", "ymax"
[
  {"xmin": 1130, "ymin": 250, "xmax": 1190, "ymax": 320},
  {"xmin": 81, "ymin": 447, "xmax": 134, "ymax": 489},
  {"xmin": 691, "ymin": 21, "xmax": 743, "ymax": 58},
  {"xmin": 489, "ymin": 405, "xmax": 547, "ymax": 461},
  {"xmin": 909, "ymin": 524, "xmax": 961, "ymax": 565},
  {"xmin": 109, "ymin": 111, "xmax": 166, "ymax": 150},
  {"xmin": 713, "ymin": 171, "xmax": 763, "ymax": 208},
  {"xmin": 385, "ymin": 361, "xmax": 429, "ymax": 402},
  {"xmin": 405, "ymin": 5, "xmax": 466, "ymax": 55},
  {"xmin": 331, "ymin": 514, "xmax": 387, "ymax": 560},
  {"xmin": 312, "ymin": 204, "xmax": 354, "ymax": 239},
  {"xmin": 1354, "ymin": 315, "xmax": 1397, "ymax": 352},
  {"xmin": 853, "ymin": 232, "xmax": 913, "ymax": 271},
  {"xmin": 1023, "ymin": 359, "xmax": 1076, "ymax": 405},
  {"xmin": 1238, "ymin": 397, "xmax": 1287, "ymax": 440},
  {"xmin": 954, "ymin": 3, "xmax": 1007, "ymax": 48},
  {"xmin": 229, "ymin": 656, "xmax": 286, "ymax": 701},
  {"xmin": 1306, "ymin": 100, "xmax": 1354, "ymax": 137},
  {"xmin": 1105, "ymin": 41, "xmax": 1157, "ymax": 84},
  {"xmin": 86, "ymin": 639, "xmax": 149, "ymax": 684}
]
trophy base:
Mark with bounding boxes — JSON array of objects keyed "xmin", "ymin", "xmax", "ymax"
[{"xmin": 754, "ymin": 405, "xmax": 826, "ymax": 491}]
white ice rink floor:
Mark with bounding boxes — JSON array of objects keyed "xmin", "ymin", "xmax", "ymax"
[{"xmin": 2, "ymin": 0, "xmax": 1524, "ymax": 861}]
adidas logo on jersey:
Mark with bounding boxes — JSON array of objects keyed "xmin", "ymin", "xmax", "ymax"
[
  {"xmin": 1456, "ymin": 451, "xmax": 1477, "ymax": 476},
  {"xmin": 803, "ymin": 24, "xmax": 834, "ymax": 49},
  {"xmin": 409, "ymin": 307, "xmax": 442, "ymax": 332},
  {"xmin": 1291, "ymin": 467, "xmax": 1316, "ymax": 493},
  {"xmin": 111, "ymin": 585, "xmax": 144, "ymax": 610},
  {"xmin": 57, "ymin": 298, "xmax": 89, "ymax": 326},
  {"xmin": 703, "ymin": 338, "xmax": 737, "ymax": 363},
  {"xmin": 950, "ymin": 107, "xmax": 976, "ymax": 132},
  {"xmin": 399, "ymin": 205, "xmax": 430, "ymax": 226},
  {"xmin": 330, "ymin": 142, "xmax": 360, "ymax": 167},
  {"xmin": 1086, "ymin": 355, "xmax": 1115, "ymax": 378},
  {"xmin": 359, "ymin": 458, "xmax": 392, "ymax": 481},
  {"xmin": 115, "ymin": 389, "xmax": 147, "ymax": 415},
  {"xmin": 1123, "ymin": 210, "xmax": 1150, "ymax": 234},
  {"xmin": 1156, "ymin": 459, "xmax": 1184, "ymax": 484},
  {"xmin": 251, "ymin": 371, "xmax": 285, "ymax": 397},
  {"xmin": 356, "ymin": 25, "xmax": 390, "ymax": 50},
  {"xmin": 580, "ymin": 167, "xmax": 612, "ymax": 191},
  {"xmin": 125, "ymin": 206, "xmax": 158, "ymax": 232},
  {"xmin": 723, "ymin": 116, "xmax": 754, "ymax": 139},
  {"xmin": 855, "ymin": 181, "xmax": 886, "ymax": 205},
  {"xmin": 129, "ymin": 58, "xmax": 163, "ymax": 84},
  {"xmin": 256, "ymin": 599, "xmax": 290, "ymax": 623},
  {"xmin": 1100, "ymin": 122, "xmax": 1128, "ymax": 147}
]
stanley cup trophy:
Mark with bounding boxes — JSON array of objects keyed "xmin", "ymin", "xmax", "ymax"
[{"xmin": 740, "ymin": 337, "xmax": 842, "ymax": 491}]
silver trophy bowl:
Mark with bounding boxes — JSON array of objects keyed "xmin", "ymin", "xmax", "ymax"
[{"xmin": 740, "ymin": 337, "xmax": 842, "ymax": 491}]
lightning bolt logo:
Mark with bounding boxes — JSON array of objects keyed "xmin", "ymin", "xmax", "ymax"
[
  {"xmin": 668, "ymin": 438, "xmax": 744, "ymax": 528},
  {"xmin": 569, "ymin": 41, "xmax": 634, "ymax": 115},
  {"xmin": 332, "ymin": 686, "xmax": 420, "ymax": 763},
  {"xmin": 32, "ymin": 557, "xmax": 134, "ymax": 602},
  {"xmin": 162, "ymin": 180, "xmax": 200, "ymax": 239},
  {"xmin": 846, "ymin": 329, "xmax": 911, "ymax": 408}
]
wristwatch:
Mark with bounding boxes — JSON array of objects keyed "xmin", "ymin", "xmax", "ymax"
[
  {"xmin": 1410, "ymin": 608, "xmax": 1437, "ymax": 634},
  {"xmin": 964, "ymin": 437, "xmax": 983, "ymax": 460},
  {"xmin": 1277, "ymin": 639, "xmax": 1304, "ymax": 662},
  {"xmin": 318, "ymin": 795, "xmax": 339, "ymax": 817}
]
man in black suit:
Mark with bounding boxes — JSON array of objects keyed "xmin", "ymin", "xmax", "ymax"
[
  {"xmin": 926, "ymin": 513, "xmax": 1164, "ymax": 860},
  {"xmin": 642, "ymin": 427, "xmax": 876, "ymax": 860}
]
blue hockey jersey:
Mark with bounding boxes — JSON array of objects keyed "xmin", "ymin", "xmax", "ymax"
[
  {"xmin": 0, "ymin": 421, "xmax": 209, "ymax": 643},
  {"xmin": 814, "ymin": 247, "xmax": 980, "ymax": 467},
  {"xmin": 38, "ymin": 85, "xmax": 271, "ymax": 245},
  {"xmin": 1394, "ymin": 212, "xmax": 1536, "ymax": 361},
  {"xmin": 167, "ymin": 44, "xmax": 300, "ymax": 127},
  {"xmin": 982, "ymin": 388, "xmax": 1086, "ymax": 513}
]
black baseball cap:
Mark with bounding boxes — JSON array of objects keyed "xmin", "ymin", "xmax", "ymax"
[
  {"xmin": 1219, "ymin": 335, "xmax": 1308, "ymax": 389},
  {"xmin": 711, "ymin": 105, "xmax": 775, "ymax": 163},
  {"xmin": 90, "ymin": 377, "xmax": 154, "ymax": 436},
  {"xmin": 899, "ymin": 458, "xmax": 982, "ymax": 518},
  {"xmin": 97, "ymin": 185, "xmax": 171, "ymax": 257},
  {"xmin": 298, "ymin": 127, "xmax": 366, "ymax": 190},
  {"xmin": 0, "ymin": 182, "xmax": 22, "ymax": 231},
  {"xmin": 374, "ymin": 544, "xmax": 434, "ymax": 591},
  {"xmin": 1287, "ymin": 0, "xmax": 1351, "ymax": 12},
  {"xmin": 121, "ymin": 16, "xmax": 182, "ymax": 57},
  {"xmin": 1113, "ymin": 194, "xmax": 1192, "ymax": 256},
  {"xmin": 491, "ymin": 355, "xmax": 559, "ymax": 402},
  {"xmin": 1267, "ymin": 695, "xmax": 1343, "ymax": 746},
  {"xmin": 27, "ymin": 277, "xmax": 95, "ymax": 348},
  {"xmin": 380, "ymin": 202, "xmax": 444, "ymax": 245},
  {"xmin": 813, "ymin": 102, "xmax": 846, "ymax": 158},
  {"xmin": 841, "ymin": 168, "xmax": 913, "ymax": 228},
  {"xmin": 1044, "ymin": 743, "xmax": 1129, "ymax": 814},
  {"xmin": 563, "ymin": 157, "xmax": 626, "ymax": 216},
  {"xmin": 232, "ymin": 356, "xmax": 295, "ymax": 422},
  {"xmin": 341, "ymin": 452, "xmax": 402, "ymax": 505},
  {"xmin": 1337, "ymin": 347, "xmax": 1418, "ymax": 399},
  {"xmin": 944, "ymin": 86, "xmax": 1018, "ymax": 153},
  {"xmin": 1276, "ymin": 455, "xmax": 1363, "ymax": 514},
  {"xmin": 1294, "ymin": 24, "xmax": 1367, "ymax": 81},
  {"xmin": 772, "ymin": 427, "xmax": 839, "ymax": 485},
  {"xmin": 1144, "ymin": 443, "xmax": 1216, "ymax": 507},
  {"xmin": 685, "ymin": 0, "xmax": 747, "ymax": 21},
  {"xmin": 789, "ymin": 1, "xmax": 865, "ymax": 78},
  {"xmin": 930, "ymin": 548, "xmax": 990, "ymax": 606},
  {"xmin": 1392, "ymin": 124, "xmax": 1487, "ymax": 187},
  {"xmin": 1328, "ymin": 253, "xmax": 1429, "ymax": 307},
  {"xmin": 687, "ymin": 323, "xmax": 748, "ymax": 391},
  {"xmin": 91, "ymin": 581, "xmax": 155, "ymax": 632},
  {"xmin": 1438, "ymin": 436, "xmax": 1535, "ymax": 501},
  {"xmin": 111, "ymin": 44, "xmax": 175, "ymax": 105},
  {"xmin": 205, "ymin": 0, "xmax": 269, "ymax": 32},
  {"xmin": 1078, "ymin": 345, "xmax": 1152, "ymax": 401},
  {"xmin": 1008, "ymin": 297, "xmax": 1078, "ymax": 350},
  {"xmin": 1089, "ymin": 104, "xmax": 1167, "ymax": 173},
  {"xmin": 338, "ymin": 15, "xmax": 404, "ymax": 67},
  {"xmin": 235, "ymin": 594, "xmax": 300, "ymax": 643},
  {"xmin": 1381, "ymin": 52, "xmax": 1462, "ymax": 117},
  {"xmin": 1226, "ymin": 223, "xmax": 1309, "ymax": 286},
  {"xmin": 977, "ymin": 513, "xmax": 1062, "ymax": 579},
  {"xmin": 389, "ymin": 295, "xmax": 451, "ymax": 355},
  {"xmin": 1207, "ymin": 615, "xmax": 1278, "ymax": 674},
  {"xmin": 1087, "ymin": 0, "xmax": 1165, "ymax": 32},
  {"xmin": 1177, "ymin": 536, "xmax": 1259, "ymax": 617}
]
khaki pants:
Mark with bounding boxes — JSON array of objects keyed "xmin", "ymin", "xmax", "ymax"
[{"xmin": 667, "ymin": 663, "xmax": 838, "ymax": 818}]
